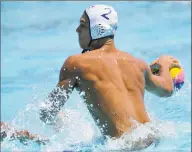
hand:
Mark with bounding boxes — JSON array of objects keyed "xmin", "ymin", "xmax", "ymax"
[
  {"xmin": 1, "ymin": 122, "xmax": 11, "ymax": 140},
  {"xmin": 150, "ymin": 55, "xmax": 181, "ymax": 70},
  {"xmin": 14, "ymin": 130, "xmax": 49, "ymax": 145}
]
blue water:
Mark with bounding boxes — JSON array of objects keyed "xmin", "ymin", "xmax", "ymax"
[{"xmin": 1, "ymin": 1, "xmax": 191, "ymax": 152}]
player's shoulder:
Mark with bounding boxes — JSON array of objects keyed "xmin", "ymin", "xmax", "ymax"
[
  {"xmin": 118, "ymin": 50, "xmax": 138, "ymax": 61},
  {"xmin": 119, "ymin": 50, "xmax": 148, "ymax": 69},
  {"xmin": 64, "ymin": 53, "xmax": 92, "ymax": 70},
  {"xmin": 65, "ymin": 54, "xmax": 82, "ymax": 65}
]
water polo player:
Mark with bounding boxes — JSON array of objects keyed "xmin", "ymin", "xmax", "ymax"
[{"xmin": 39, "ymin": 5, "xmax": 182, "ymax": 150}]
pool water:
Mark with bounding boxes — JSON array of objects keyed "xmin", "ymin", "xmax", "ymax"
[{"xmin": 1, "ymin": 1, "xmax": 191, "ymax": 152}]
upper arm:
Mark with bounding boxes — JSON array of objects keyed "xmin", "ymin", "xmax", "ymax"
[
  {"xmin": 57, "ymin": 56, "xmax": 79, "ymax": 90},
  {"xmin": 39, "ymin": 56, "xmax": 81, "ymax": 124},
  {"xmin": 141, "ymin": 60, "xmax": 174, "ymax": 97}
]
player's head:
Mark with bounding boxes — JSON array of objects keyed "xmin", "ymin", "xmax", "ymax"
[{"xmin": 76, "ymin": 5, "xmax": 118, "ymax": 50}]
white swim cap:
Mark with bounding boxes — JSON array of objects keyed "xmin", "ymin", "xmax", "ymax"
[{"xmin": 85, "ymin": 4, "xmax": 118, "ymax": 40}]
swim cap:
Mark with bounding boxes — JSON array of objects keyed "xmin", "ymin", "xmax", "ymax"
[{"xmin": 85, "ymin": 5, "xmax": 118, "ymax": 40}]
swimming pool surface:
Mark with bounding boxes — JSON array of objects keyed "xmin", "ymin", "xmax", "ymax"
[{"xmin": 1, "ymin": 1, "xmax": 191, "ymax": 152}]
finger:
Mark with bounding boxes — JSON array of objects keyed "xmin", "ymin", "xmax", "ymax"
[
  {"xmin": 161, "ymin": 55, "xmax": 174, "ymax": 60},
  {"xmin": 170, "ymin": 57, "xmax": 180, "ymax": 63},
  {"xmin": 169, "ymin": 56, "xmax": 175, "ymax": 59},
  {"xmin": 171, "ymin": 58, "xmax": 181, "ymax": 65},
  {"xmin": 171, "ymin": 63, "xmax": 182, "ymax": 69}
]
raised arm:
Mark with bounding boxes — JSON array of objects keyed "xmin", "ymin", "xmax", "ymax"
[
  {"xmin": 143, "ymin": 56, "xmax": 181, "ymax": 97},
  {"xmin": 39, "ymin": 56, "xmax": 78, "ymax": 125}
]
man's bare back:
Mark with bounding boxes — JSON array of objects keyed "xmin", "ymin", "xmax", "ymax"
[{"xmin": 59, "ymin": 48, "xmax": 150, "ymax": 137}]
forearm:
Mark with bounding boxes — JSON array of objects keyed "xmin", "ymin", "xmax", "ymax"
[
  {"xmin": 152, "ymin": 79, "xmax": 173, "ymax": 97},
  {"xmin": 159, "ymin": 64, "xmax": 174, "ymax": 91},
  {"xmin": 146, "ymin": 63, "xmax": 174, "ymax": 97},
  {"xmin": 150, "ymin": 65, "xmax": 174, "ymax": 97},
  {"xmin": 39, "ymin": 86, "xmax": 69, "ymax": 125}
]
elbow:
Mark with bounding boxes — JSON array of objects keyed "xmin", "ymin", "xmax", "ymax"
[
  {"xmin": 160, "ymin": 88, "xmax": 174, "ymax": 97},
  {"xmin": 164, "ymin": 90, "xmax": 174, "ymax": 97},
  {"xmin": 159, "ymin": 81, "xmax": 174, "ymax": 97}
]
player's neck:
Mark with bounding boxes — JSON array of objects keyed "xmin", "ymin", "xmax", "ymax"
[{"xmin": 89, "ymin": 39, "xmax": 116, "ymax": 53}]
